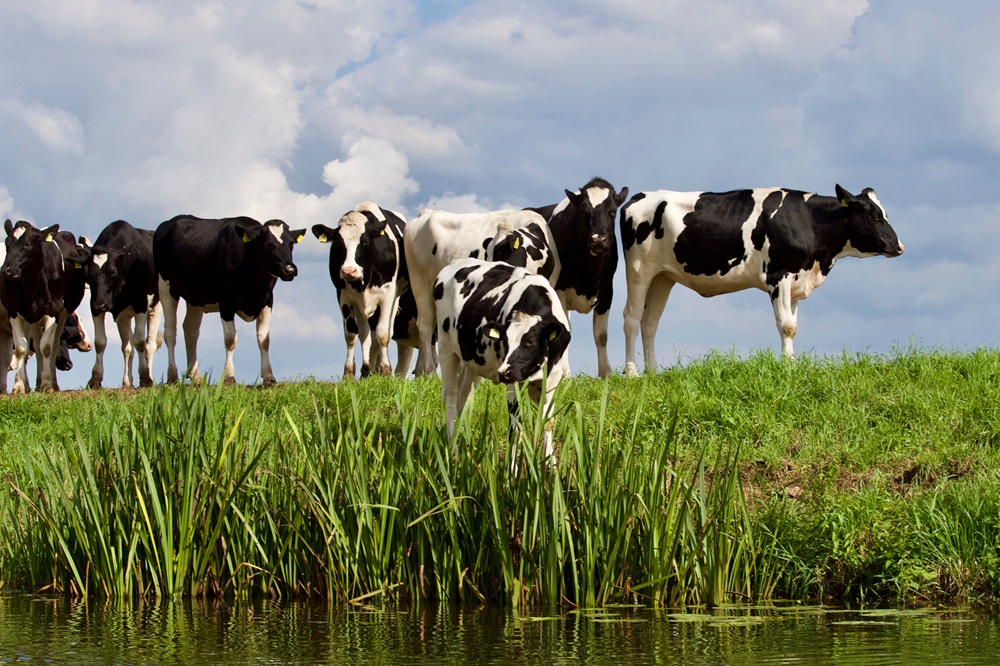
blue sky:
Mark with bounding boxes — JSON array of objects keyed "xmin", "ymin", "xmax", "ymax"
[{"xmin": 1, "ymin": 0, "xmax": 998, "ymax": 388}]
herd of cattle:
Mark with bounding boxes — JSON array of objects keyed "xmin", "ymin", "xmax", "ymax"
[{"xmin": 0, "ymin": 177, "xmax": 903, "ymax": 438}]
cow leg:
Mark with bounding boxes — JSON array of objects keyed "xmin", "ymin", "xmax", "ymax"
[
  {"xmin": 9, "ymin": 317, "xmax": 29, "ymax": 395},
  {"xmin": 36, "ymin": 315, "xmax": 62, "ymax": 392},
  {"xmin": 622, "ymin": 272, "xmax": 651, "ymax": 378},
  {"xmin": 394, "ymin": 344, "xmax": 414, "ymax": 378},
  {"xmin": 640, "ymin": 274, "xmax": 675, "ymax": 375},
  {"xmin": 182, "ymin": 306, "xmax": 204, "ymax": 384},
  {"xmin": 159, "ymin": 277, "xmax": 181, "ymax": 384},
  {"xmin": 411, "ymin": 279, "xmax": 437, "ymax": 376},
  {"xmin": 342, "ymin": 314, "xmax": 359, "ymax": 380},
  {"xmin": 593, "ymin": 310, "xmax": 612, "ymax": 378},
  {"xmin": 770, "ymin": 279, "xmax": 798, "ymax": 359},
  {"xmin": 88, "ymin": 311, "xmax": 109, "ymax": 389},
  {"xmin": 140, "ymin": 300, "xmax": 162, "ymax": 388},
  {"xmin": 117, "ymin": 312, "xmax": 136, "ymax": 388},
  {"xmin": 373, "ymin": 295, "xmax": 395, "ymax": 376},
  {"xmin": 256, "ymin": 305, "xmax": 277, "ymax": 387},
  {"xmin": 0, "ymin": 318, "xmax": 10, "ymax": 394},
  {"xmin": 220, "ymin": 317, "xmax": 238, "ymax": 385},
  {"xmin": 357, "ymin": 315, "xmax": 374, "ymax": 378},
  {"xmin": 439, "ymin": 346, "xmax": 462, "ymax": 440}
]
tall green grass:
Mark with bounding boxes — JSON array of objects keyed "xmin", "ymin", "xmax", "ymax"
[{"xmin": 1, "ymin": 348, "xmax": 999, "ymax": 606}]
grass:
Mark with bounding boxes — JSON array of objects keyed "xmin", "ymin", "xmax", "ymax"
[{"xmin": 0, "ymin": 347, "xmax": 999, "ymax": 607}]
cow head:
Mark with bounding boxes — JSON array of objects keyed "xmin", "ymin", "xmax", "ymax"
[
  {"xmin": 2, "ymin": 221, "xmax": 61, "ymax": 283},
  {"xmin": 835, "ymin": 185, "xmax": 904, "ymax": 258},
  {"xmin": 495, "ymin": 286, "xmax": 571, "ymax": 384},
  {"xmin": 245, "ymin": 220, "xmax": 304, "ymax": 282},
  {"xmin": 83, "ymin": 239, "xmax": 132, "ymax": 314},
  {"xmin": 564, "ymin": 178, "xmax": 629, "ymax": 256},
  {"xmin": 313, "ymin": 208, "xmax": 392, "ymax": 285}
]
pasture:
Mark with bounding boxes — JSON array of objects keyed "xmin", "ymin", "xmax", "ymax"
[{"xmin": 1, "ymin": 347, "xmax": 999, "ymax": 607}]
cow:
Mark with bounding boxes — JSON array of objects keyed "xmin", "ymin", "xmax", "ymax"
[
  {"xmin": 619, "ymin": 184, "xmax": 905, "ymax": 375},
  {"xmin": 527, "ymin": 177, "xmax": 629, "ymax": 378},
  {"xmin": 154, "ymin": 215, "xmax": 305, "ymax": 387},
  {"xmin": 434, "ymin": 258, "xmax": 571, "ymax": 459},
  {"xmin": 404, "ymin": 209, "xmax": 560, "ymax": 376},
  {"xmin": 311, "ymin": 202, "xmax": 414, "ymax": 379},
  {"xmin": 0, "ymin": 219, "xmax": 90, "ymax": 393},
  {"xmin": 81, "ymin": 220, "xmax": 162, "ymax": 389}
]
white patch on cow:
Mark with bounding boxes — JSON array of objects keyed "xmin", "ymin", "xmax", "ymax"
[
  {"xmin": 12, "ymin": 226, "xmax": 25, "ymax": 240},
  {"xmin": 561, "ymin": 288, "xmax": 598, "ymax": 313},
  {"xmin": 267, "ymin": 223, "xmax": 284, "ymax": 243},
  {"xmin": 93, "ymin": 252, "xmax": 109, "ymax": 269},
  {"xmin": 586, "ymin": 187, "xmax": 611, "ymax": 208},
  {"xmin": 866, "ymin": 190, "xmax": 888, "ymax": 220},
  {"xmin": 789, "ymin": 261, "xmax": 827, "ymax": 300}
]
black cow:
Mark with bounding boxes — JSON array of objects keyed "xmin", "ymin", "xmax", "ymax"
[
  {"xmin": 82, "ymin": 220, "xmax": 161, "ymax": 389},
  {"xmin": 312, "ymin": 202, "xmax": 415, "ymax": 379},
  {"xmin": 154, "ymin": 215, "xmax": 305, "ymax": 386},
  {"xmin": 619, "ymin": 185, "xmax": 905, "ymax": 375},
  {"xmin": 435, "ymin": 258, "xmax": 571, "ymax": 459},
  {"xmin": 0, "ymin": 219, "xmax": 89, "ymax": 393},
  {"xmin": 528, "ymin": 177, "xmax": 629, "ymax": 378}
]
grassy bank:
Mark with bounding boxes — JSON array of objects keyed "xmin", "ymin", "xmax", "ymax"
[{"xmin": 1, "ymin": 347, "xmax": 998, "ymax": 607}]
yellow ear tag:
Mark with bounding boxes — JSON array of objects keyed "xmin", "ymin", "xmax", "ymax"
[
  {"xmin": 380, "ymin": 229, "xmax": 386, "ymax": 236},
  {"xmin": 74, "ymin": 262, "xmax": 82, "ymax": 269},
  {"xmin": 44, "ymin": 234, "xmax": 53, "ymax": 242},
  {"xmin": 840, "ymin": 199, "xmax": 849, "ymax": 208},
  {"xmin": 549, "ymin": 330, "xmax": 557, "ymax": 341},
  {"xmin": 513, "ymin": 237, "xmax": 521, "ymax": 249},
  {"xmin": 487, "ymin": 327, "xmax": 501, "ymax": 339},
  {"xmin": 318, "ymin": 233, "xmax": 329, "ymax": 243},
  {"xmin": 296, "ymin": 233, "xmax": 305, "ymax": 243},
  {"xmin": 242, "ymin": 232, "xmax": 251, "ymax": 243}
]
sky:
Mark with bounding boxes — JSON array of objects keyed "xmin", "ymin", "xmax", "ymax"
[{"xmin": 1, "ymin": 0, "xmax": 998, "ymax": 389}]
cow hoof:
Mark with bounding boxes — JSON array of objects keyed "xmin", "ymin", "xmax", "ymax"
[
  {"xmin": 260, "ymin": 377, "xmax": 278, "ymax": 388},
  {"xmin": 624, "ymin": 362, "xmax": 639, "ymax": 379},
  {"xmin": 167, "ymin": 369, "xmax": 179, "ymax": 384},
  {"xmin": 86, "ymin": 379, "xmax": 103, "ymax": 390},
  {"xmin": 360, "ymin": 365, "xmax": 371, "ymax": 379},
  {"xmin": 377, "ymin": 364, "xmax": 392, "ymax": 376},
  {"xmin": 223, "ymin": 376, "xmax": 236, "ymax": 386},
  {"xmin": 139, "ymin": 377, "xmax": 154, "ymax": 388}
]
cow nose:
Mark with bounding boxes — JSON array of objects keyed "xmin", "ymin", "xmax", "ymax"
[
  {"xmin": 497, "ymin": 367, "xmax": 513, "ymax": 383},
  {"xmin": 78, "ymin": 340, "xmax": 93, "ymax": 352},
  {"xmin": 340, "ymin": 266, "xmax": 361, "ymax": 281},
  {"xmin": 589, "ymin": 234, "xmax": 609, "ymax": 254},
  {"xmin": 896, "ymin": 242, "xmax": 904, "ymax": 255},
  {"xmin": 281, "ymin": 264, "xmax": 298, "ymax": 281},
  {"xmin": 2, "ymin": 267, "xmax": 18, "ymax": 281},
  {"xmin": 57, "ymin": 358, "xmax": 73, "ymax": 371}
]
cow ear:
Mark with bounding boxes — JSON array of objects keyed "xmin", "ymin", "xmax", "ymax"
[
  {"xmin": 291, "ymin": 228, "xmax": 306, "ymax": 244},
  {"xmin": 311, "ymin": 224, "xmax": 335, "ymax": 243},
  {"xmin": 615, "ymin": 186, "xmax": 629, "ymax": 206},
  {"xmin": 79, "ymin": 235, "xmax": 93, "ymax": 249},
  {"xmin": 565, "ymin": 189, "xmax": 583, "ymax": 207},
  {"xmin": 835, "ymin": 184, "xmax": 856, "ymax": 208},
  {"xmin": 545, "ymin": 322, "xmax": 570, "ymax": 368},
  {"xmin": 3, "ymin": 219, "xmax": 11, "ymax": 236},
  {"xmin": 481, "ymin": 321, "xmax": 505, "ymax": 345},
  {"xmin": 42, "ymin": 224, "xmax": 60, "ymax": 242}
]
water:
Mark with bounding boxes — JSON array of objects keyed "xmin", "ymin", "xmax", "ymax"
[{"xmin": 0, "ymin": 595, "xmax": 997, "ymax": 665}]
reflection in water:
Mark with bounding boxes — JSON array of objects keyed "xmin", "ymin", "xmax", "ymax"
[{"xmin": 0, "ymin": 595, "xmax": 997, "ymax": 665}]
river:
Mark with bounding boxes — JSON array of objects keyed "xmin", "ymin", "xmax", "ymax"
[{"xmin": 0, "ymin": 594, "xmax": 995, "ymax": 664}]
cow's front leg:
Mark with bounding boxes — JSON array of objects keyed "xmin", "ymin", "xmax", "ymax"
[
  {"xmin": 256, "ymin": 305, "xmax": 276, "ymax": 387},
  {"xmin": 770, "ymin": 279, "xmax": 798, "ymax": 359},
  {"xmin": 182, "ymin": 306, "xmax": 204, "ymax": 384},
  {"xmin": 9, "ymin": 317, "xmax": 29, "ymax": 395},
  {"xmin": 593, "ymin": 309, "xmax": 612, "ymax": 379},
  {"xmin": 117, "ymin": 312, "xmax": 136, "ymax": 388},
  {"xmin": 342, "ymin": 312, "xmax": 359, "ymax": 380},
  {"xmin": 159, "ymin": 278, "xmax": 181, "ymax": 384},
  {"xmin": 36, "ymin": 315, "xmax": 61, "ymax": 392},
  {"xmin": 0, "ymin": 319, "xmax": 11, "ymax": 394},
  {"xmin": 394, "ymin": 344, "xmax": 414, "ymax": 378},
  {"xmin": 412, "ymin": 281, "xmax": 437, "ymax": 376},
  {"xmin": 140, "ymin": 300, "xmax": 163, "ymax": 388},
  {"xmin": 372, "ymin": 293, "xmax": 395, "ymax": 376},
  {"xmin": 221, "ymin": 317, "xmax": 238, "ymax": 385},
  {"xmin": 439, "ymin": 346, "xmax": 462, "ymax": 441},
  {"xmin": 88, "ymin": 311, "xmax": 108, "ymax": 389},
  {"xmin": 356, "ymin": 315, "xmax": 374, "ymax": 378}
]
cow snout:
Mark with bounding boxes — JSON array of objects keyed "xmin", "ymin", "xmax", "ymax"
[
  {"xmin": 280, "ymin": 263, "xmax": 298, "ymax": 281},
  {"xmin": 896, "ymin": 242, "xmax": 905, "ymax": 255},
  {"xmin": 589, "ymin": 234, "xmax": 610, "ymax": 255},
  {"xmin": 497, "ymin": 367, "xmax": 514, "ymax": 384},
  {"xmin": 340, "ymin": 266, "xmax": 361, "ymax": 281},
  {"xmin": 56, "ymin": 357, "xmax": 73, "ymax": 371},
  {"xmin": 2, "ymin": 266, "xmax": 19, "ymax": 281},
  {"xmin": 77, "ymin": 339, "xmax": 93, "ymax": 352}
]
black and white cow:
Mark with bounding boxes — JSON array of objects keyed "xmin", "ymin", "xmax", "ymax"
[
  {"xmin": 528, "ymin": 177, "xmax": 629, "ymax": 378},
  {"xmin": 619, "ymin": 185, "xmax": 905, "ymax": 375},
  {"xmin": 404, "ymin": 209, "xmax": 560, "ymax": 376},
  {"xmin": 0, "ymin": 220, "xmax": 90, "ymax": 393},
  {"xmin": 82, "ymin": 220, "xmax": 162, "ymax": 389},
  {"xmin": 311, "ymin": 202, "xmax": 414, "ymax": 379},
  {"xmin": 434, "ymin": 258, "xmax": 571, "ymax": 458},
  {"xmin": 154, "ymin": 215, "xmax": 305, "ymax": 386}
]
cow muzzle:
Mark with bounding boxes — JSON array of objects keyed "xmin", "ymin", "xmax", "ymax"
[
  {"xmin": 589, "ymin": 234, "xmax": 610, "ymax": 255},
  {"xmin": 280, "ymin": 264, "xmax": 298, "ymax": 281},
  {"xmin": 340, "ymin": 266, "xmax": 362, "ymax": 282},
  {"xmin": 2, "ymin": 267, "xmax": 20, "ymax": 281}
]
